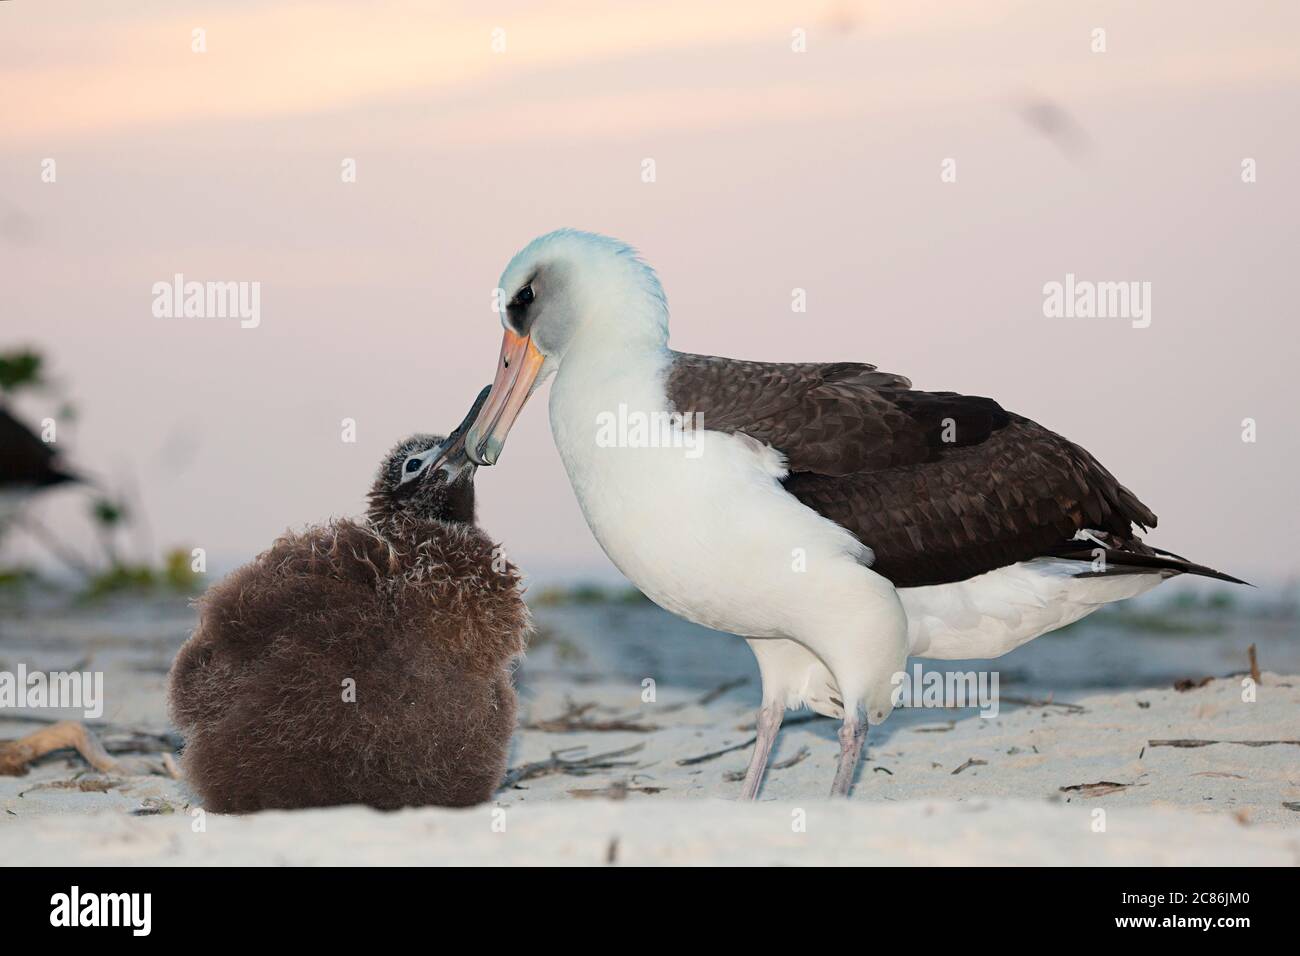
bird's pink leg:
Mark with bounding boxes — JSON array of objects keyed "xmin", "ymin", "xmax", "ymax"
[
  {"xmin": 829, "ymin": 713, "xmax": 867, "ymax": 798},
  {"xmin": 738, "ymin": 702, "xmax": 783, "ymax": 800}
]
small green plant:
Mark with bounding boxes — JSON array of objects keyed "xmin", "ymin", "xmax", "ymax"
[
  {"xmin": 83, "ymin": 563, "xmax": 157, "ymax": 599},
  {"xmin": 162, "ymin": 548, "xmax": 200, "ymax": 591},
  {"xmin": 89, "ymin": 496, "xmax": 129, "ymax": 567},
  {"xmin": 80, "ymin": 548, "xmax": 202, "ymax": 601},
  {"xmin": 0, "ymin": 349, "xmax": 44, "ymax": 395}
]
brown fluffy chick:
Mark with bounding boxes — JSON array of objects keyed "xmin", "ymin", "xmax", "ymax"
[{"xmin": 167, "ymin": 391, "xmax": 530, "ymax": 813}]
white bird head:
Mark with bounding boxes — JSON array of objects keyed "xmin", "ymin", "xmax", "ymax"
[{"xmin": 463, "ymin": 229, "xmax": 668, "ymax": 465}]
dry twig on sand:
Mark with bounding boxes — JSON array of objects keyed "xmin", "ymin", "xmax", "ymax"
[
  {"xmin": 676, "ymin": 736, "xmax": 756, "ymax": 766},
  {"xmin": 1060, "ymin": 780, "xmax": 1140, "ymax": 797},
  {"xmin": 0, "ymin": 721, "xmax": 170, "ymax": 777},
  {"xmin": 500, "ymin": 743, "xmax": 645, "ymax": 789},
  {"xmin": 734, "ymin": 712, "xmax": 827, "ymax": 732},
  {"xmin": 656, "ymin": 677, "xmax": 750, "ymax": 715},
  {"xmin": 18, "ymin": 776, "xmax": 126, "ymax": 798},
  {"xmin": 912, "ymin": 721, "xmax": 956, "ymax": 733},
  {"xmin": 522, "ymin": 700, "xmax": 658, "ymax": 733},
  {"xmin": 723, "ymin": 745, "xmax": 811, "ymax": 782},
  {"xmin": 999, "ymin": 695, "xmax": 1086, "ymax": 713},
  {"xmin": 1148, "ymin": 738, "xmax": 1300, "ymax": 749},
  {"xmin": 567, "ymin": 783, "xmax": 665, "ymax": 799},
  {"xmin": 696, "ymin": 677, "xmax": 748, "ymax": 706}
]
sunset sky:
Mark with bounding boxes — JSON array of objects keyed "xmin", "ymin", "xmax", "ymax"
[{"xmin": 3, "ymin": 0, "xmax": 1297, "ymax": 584}]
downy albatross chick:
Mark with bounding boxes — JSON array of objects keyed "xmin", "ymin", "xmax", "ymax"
[{"xmin": 168, "ymin": 388, "xmax": 530, "ymax": 812}]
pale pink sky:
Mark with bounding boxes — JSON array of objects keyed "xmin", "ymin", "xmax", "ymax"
[{"xmin": 2, "ymin": 0, "xmax": 1297, "ymax": 583}]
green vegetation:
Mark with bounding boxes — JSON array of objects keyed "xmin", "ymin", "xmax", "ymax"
[
  {"xmin": 163, "ymin": 548, "xmax": 201, "ymax": 590},
  {"xmin": 1166, "ymin": 589, "xmax": 1238, "ymax": 612},
  {"xmin": 82, "ymin": 563, "xmax": 157, "ymax": 599},
  {"xmin": 0, "ymin": 348, "xmax": 44, "ymax": 395},
  {"xmin": 1099, "ymin": 608, "xmax": 1225, "ymax": 635},
  {"xmin": 0, "ymin": 567, "xmax": 39, "ymax": 590},
  {"xmin": 80, "ymin": 548, "xmax": 202, "ymax": 601},
  {"xmin": 532, "ymin": 583, "xmax": 652, "ymax": 607},
  {"xmin": 1056, "ymin": 587, "xmax": 1241, "ymax": 637}
]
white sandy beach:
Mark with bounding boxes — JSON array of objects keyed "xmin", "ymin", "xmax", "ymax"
[
  {"xmin": 1, "ymin": 595, "xmax": 1297, "ymax": 865},
  {"xmin": 4, "ymin": 0, "xmax": 1298, "ymax": 875}
]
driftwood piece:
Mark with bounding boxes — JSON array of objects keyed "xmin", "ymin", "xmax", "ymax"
[
  {"xmin": 0, "ymin": 713, "xmax": 182, "ymax": 751},
  {"xmin": 0, "ymin": 721, "xmax": 169, "ymax": 777}
]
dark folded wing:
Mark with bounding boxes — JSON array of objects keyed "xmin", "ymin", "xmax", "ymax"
[
  {"xmin": 666, "ymin": 353, "xmax": 916, "ymax": 475},
  {"xmin": 666, "ymin": 351, "xmax": 1157, "ymax": 587}
]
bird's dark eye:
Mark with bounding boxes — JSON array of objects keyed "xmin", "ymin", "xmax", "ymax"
[
  {"xmin": 405, "ymin": 458, "xmax": 423, "ymax": 474},
  {"xmin": 515, "ymin": 284, "xmax": 534, "ymax": 306}
]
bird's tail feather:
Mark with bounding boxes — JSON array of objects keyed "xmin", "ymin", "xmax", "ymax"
[{"xmin": 1047, "ymin": 534, "xmax": 1250, "ymax": 586}]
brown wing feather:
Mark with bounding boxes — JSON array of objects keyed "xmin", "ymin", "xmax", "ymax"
[
  {"xmin": 666, "ymin": 351, "xmax": 1158, "ymax": 587},
  {"xmin": 667, "ymin": 353, "xmax": 915, "ymax": 475}
]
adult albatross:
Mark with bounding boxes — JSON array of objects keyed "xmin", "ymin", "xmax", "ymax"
[{"xmin": 449, "ymin": 229, "xmax": 1244, "ymax": 799}]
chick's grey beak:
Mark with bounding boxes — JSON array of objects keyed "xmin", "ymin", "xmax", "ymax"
[{"xmin": 430, "ymin": 385, "xmax": 493, "ymax": 478}]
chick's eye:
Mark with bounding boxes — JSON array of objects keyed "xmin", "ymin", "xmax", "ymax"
[
  {"xmin": 404, "ymin": 458, "xmax": 423, "ymax": 474},
  {"xmin": 515, "ymin": 284, "xmax": 534, "ymax": 306}
]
